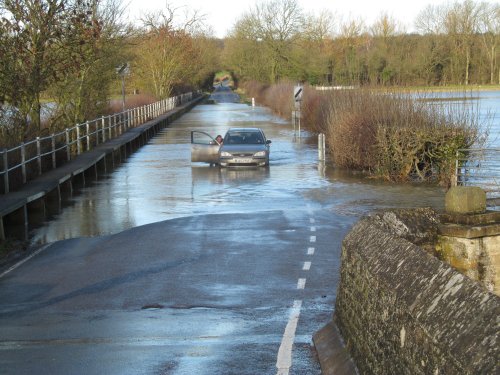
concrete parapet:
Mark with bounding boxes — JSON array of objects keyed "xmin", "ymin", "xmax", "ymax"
[
  {"xmin": 315, "ymin": 209, "xmax": 499, "ymax": 375},
  {"xmin": 445, "ymin": 186, "xmax": 486, "ymax": 214}
]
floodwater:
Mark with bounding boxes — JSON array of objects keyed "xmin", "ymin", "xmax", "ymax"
[
  {"xmin": 31, "ymin": 101, "xmax": 449, "ymax": 244},
  {"xmin": 420, "ymin": 90, "xmax": 500, "ymax": 147}
]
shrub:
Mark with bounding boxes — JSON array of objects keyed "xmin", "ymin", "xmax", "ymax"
[
  {"xmin": 322, "ymin": 89, "xmax": 482, "ymax": 185},
  {"xmin": 241, "ymin": 82, "xmax": 484, "ymax": 185}
]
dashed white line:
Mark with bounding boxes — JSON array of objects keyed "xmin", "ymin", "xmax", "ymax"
[
  {"xmin": 276, "ymin": 300, "xmax": 303, "ymax": 375},
  {"xmin": 297, "ymin": 278, "xmax": 306, "ymax": 289},
  {"xmin": 310, "ymin": 226, "xmax": 316, "ymax": 232},
  {"xmin": 309, "ymin": 218, "xmax": 315, "ymax": 224},
  {"xmin": 307, "ymin": 247, "xmax": 315, "ymax": 255},
  {"xmin": 309, "ymin": 236, "xmax": 316, "ymax": 243},
  {"xmin": 303, "ymin": 261, "xmax": 311, "ymax": 271}
]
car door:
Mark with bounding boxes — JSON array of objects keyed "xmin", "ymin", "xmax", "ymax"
[{"xmin": 191, "ymin": 131, "xmax": 220, "ymax": 163}]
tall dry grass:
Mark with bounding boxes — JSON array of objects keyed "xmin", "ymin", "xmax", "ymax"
[
  {"xmin": 241, "ymin": 81, "xmax": 483, "ymax": 185},
  {"xmin": 107, "ymin": 93, "xmax": 157, "ymax": 115}
]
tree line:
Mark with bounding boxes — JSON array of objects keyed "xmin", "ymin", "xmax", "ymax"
[
  {"xmin": 1, "ymin": 0, "xmax": 498, "ymax": 147},
  {"xmin": 222, "ymin": 0, "xmax": 500, "ymax": 87}
]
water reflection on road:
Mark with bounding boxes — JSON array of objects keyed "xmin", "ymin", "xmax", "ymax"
[{"xmin": 31, "ymin": 102, "xmax": 446, "ymax": 244}]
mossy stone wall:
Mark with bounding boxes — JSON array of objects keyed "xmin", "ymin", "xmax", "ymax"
[{"xmin": 334, "ymin": 210, "xmax": 499, "ymax": 374}]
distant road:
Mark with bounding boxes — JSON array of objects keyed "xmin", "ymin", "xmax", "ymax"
[{"xmin": 210, "ymin": 83, "xmax": 240, "ymax": 103}]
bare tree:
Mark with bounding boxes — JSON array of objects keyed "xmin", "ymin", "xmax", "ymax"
[
  {"xmin": 239, "ymin": 0, "xmax": 304, "ymax": 82},
  {"xmin": 370, "ymin": 12, "xmax": 402, "ymax": 40},
  {"xmin": 136, "ymin": 2, "xmax": 212, "ymax": 98},
  {"xmin": 415, "ymin": 5, "xmax": 446, "ymax": 35},
  {"xmin": 478, "ymin": 2, "xmax": 500, "ymax": 84},
  {"xmin": 445, "ymin": 0, "xmax": 482, "ymax": 85},
  {"xmin": 302, "ymin": 9, "xmax": 336, "ymax": 41}
]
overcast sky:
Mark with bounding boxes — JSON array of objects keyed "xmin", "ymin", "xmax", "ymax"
[{"xmin": 124, "ymin": 0, "xmax": 492, "ymax": 38}]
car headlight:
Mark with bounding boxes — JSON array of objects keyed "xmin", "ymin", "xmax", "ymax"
[
  {"xmin": 220, "ymin": 151, "xmax": 232, "ymax": 157},
  {"xmin": 253, "ymin": 151, "xmax": 266, "ymax": 157}
]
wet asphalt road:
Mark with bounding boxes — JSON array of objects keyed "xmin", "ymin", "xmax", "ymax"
[
  {"xmin": 0, "ymin": 92, "xmax": 446, "ymax": 374},
  {"xmin": 0, "ymin": 210, "xmax": 354, "ymax": 374}
]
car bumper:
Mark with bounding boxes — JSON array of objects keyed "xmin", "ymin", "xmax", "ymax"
[{"xmin": 219, "ymin": 157, "xmax": 268, "ymax": 167}]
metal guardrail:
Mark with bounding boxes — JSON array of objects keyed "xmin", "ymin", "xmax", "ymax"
[
  {"xmin": 454, "ymin": 148, "xmax": 500, "ymax": 201},
  {"xmin": 0, "ymin": 92, "xmax": 193, "ymax": 194}
]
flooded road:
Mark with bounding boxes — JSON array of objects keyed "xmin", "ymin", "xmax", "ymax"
[
  {"xmin": 2, "ymin": 100, "xmax": 452, "ymax": 375},
  {"xmin": 31, "ymin": 102, "xmax": 446, "ymax": 244}
]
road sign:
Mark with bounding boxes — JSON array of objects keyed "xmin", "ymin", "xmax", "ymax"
[{"xmin": 294, "ymin": 86, "xmax": 303, "ymax": 102}]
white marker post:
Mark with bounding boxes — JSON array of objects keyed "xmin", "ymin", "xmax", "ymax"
[{"xmin": 293, "ymin": 85, "xmax": 303, "ymax": 137}]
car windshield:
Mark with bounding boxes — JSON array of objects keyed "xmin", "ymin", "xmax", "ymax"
[{"xmin": 224, "ymin": 131, "xmax": 264, "ymax": 145}]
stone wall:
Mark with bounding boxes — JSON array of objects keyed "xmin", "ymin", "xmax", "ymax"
[{"xmin": 334, "ymin": 209, "xmax": 499, "ymax": 374}]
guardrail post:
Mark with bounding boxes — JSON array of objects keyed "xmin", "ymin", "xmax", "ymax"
[
  {"xmin": 36, "ymin": 136, "xmax": 42, "ymax": 175},
  {"xmin": 110, "ymin": 115, "xmax": 114, "ymax": 139},
  {"xmin": 51, "ymin": 134, "xmax": 56, "ymax": 169},
  {"xmin": 95, "ymin": 120, "xmax": 99, "ymax": 146},
  {"xmin": 2, "ymin": 149, "xmax": 9, "ymax": 194},
  {"xmin": 119, "ymin": 113, "xmax": 123, "ymax": 135},
  {"xmin": 21, "ymin": 142, "xmax": 26, "ymax": 184},
  {"xmin": 66, "ymin": 128, "xmax": 71, "ymax": 161},
  {"xmin": 86, "ymin": 121, "xmax": 90, "ymax": 151},
  {"xmin": 102, "ymin": 116, "xmax": 106, "ymax": 142},
  {"xmin": 76, "ymin": 125, "xmax": 82, "ymax": 154}
]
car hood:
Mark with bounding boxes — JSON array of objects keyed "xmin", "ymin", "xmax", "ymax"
[{"xmin": 220, "ymin": 144, "xmax": 268, "ymax": 153}]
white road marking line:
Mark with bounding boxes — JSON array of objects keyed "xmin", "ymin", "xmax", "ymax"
[
  {"xmin": 297, "ymin": 278, "xmax": 306, "ymax": 289},
  {"xmin": 276, "ymin": 300, "xmax": 303, "ymax": 375},
  {"xmin": 0, "ymin": 243, "xmax": 52, "ymax": 279},
  {"xmin": 309, "ymin": 218, "xmax": 315, "ymax": 224},
  {"xmin": 303, "ymin": 261, "xmax": 311, "ymax": 271},
  {"xmin": 310, "ymin": 236, "xmax": 316, "ymax": 243},
  {"xmin": 307, "ymin": 247, "xmax": 315, "ymax": 255},
  {"xmin": 310, "ymin": 226, "xmax": 316, "ymax": 232}
]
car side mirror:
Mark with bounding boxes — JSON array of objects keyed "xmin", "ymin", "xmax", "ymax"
[{"xmin": 266, "ymin": 140, "xmax": 272, "ymax": 144}]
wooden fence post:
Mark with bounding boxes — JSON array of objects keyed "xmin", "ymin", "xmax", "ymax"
[{"xmin": 2, "ymin": 149, "xmax": 9, "ymax": 194}]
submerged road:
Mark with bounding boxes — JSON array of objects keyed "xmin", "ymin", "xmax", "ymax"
[{"xmin": 0, "ymin": 93, "xmax": 446, "ymax": 374}]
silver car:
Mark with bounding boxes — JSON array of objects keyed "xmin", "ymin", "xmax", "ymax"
[{"xmin": 191, "ymin": 128, "xmax": 271, "ymax": 167}]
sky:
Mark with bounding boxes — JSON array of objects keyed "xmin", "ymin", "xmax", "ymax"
[{"xmin": 124, "ymin": 0, "xmax": 490, "ymax": 38}]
